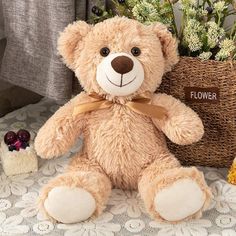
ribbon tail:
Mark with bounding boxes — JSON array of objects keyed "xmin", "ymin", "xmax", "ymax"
[
  {"xmin": 126, "ymin": 102, "xmax": 167, "ymax": 119},
  {"xmin": 73, "ymin": 100, "xmax": 112, "ymax": 116}
]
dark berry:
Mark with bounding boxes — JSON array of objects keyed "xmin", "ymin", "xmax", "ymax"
[
  {"xmin": 91, "ymin": 6, "xmax": 103, "ymax": 16},
  {"xmin": 20, "ymin": 142, "xmax": 29, "ymax": 149},
  {"xmin": 100, "ymin": 47, "xmax": 110, "ymax": 57},
  {"xmin": 131, "ymin": 47, "xmax": 141, "ymax": 56},
  {"xmin": 8, "ymin": 145, "xmax": 16, "ymax": 152},
  {"xmin": 206, "ymin": 6, "xmax": 213, "ymax": 14},
  {"xmin": 4, "ymin": 131, "xmax": 17, "ymax": 145},
  {"xmin": 118, "ymin": 0, "xmax": 125, "ymax": 4},
  {"xmin": 17, "ymin": 129, "xmax": 31, "ymax": 142}
]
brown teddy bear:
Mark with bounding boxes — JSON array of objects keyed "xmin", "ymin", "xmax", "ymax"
[{"xmin": 35, "ymin": 17, "xmax": 212, "ymax": 224}]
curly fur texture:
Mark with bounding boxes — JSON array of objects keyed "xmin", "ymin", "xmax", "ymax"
[{"xmin": 35, "ymin": 17, "xmax": 212, "ymax": 224}]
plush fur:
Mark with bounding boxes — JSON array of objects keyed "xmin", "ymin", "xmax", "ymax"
[{"xmin": 35, "ymin": 17, "xmax": 212, "ymax": 224}]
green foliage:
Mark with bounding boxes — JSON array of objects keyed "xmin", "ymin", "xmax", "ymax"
[
  {"xmin": 90, "ymin": 0, "xmax": 236, "ymax": 60},
  {"xmin": 179, "ymin": 0, "xmax": 236, "ymax": 60}
]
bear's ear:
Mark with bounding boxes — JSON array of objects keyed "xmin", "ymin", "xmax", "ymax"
[
  {"xmin": 150, "ymin": 23, "xmax": 179, "ymax": 72},
  {"xmin": 57, "ymin": 21, "xmax": 92, "ymax": 69}
]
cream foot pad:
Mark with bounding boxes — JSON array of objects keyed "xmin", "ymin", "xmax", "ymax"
[
  {"xmin": 0, "ymin": 141, "xmax": 38, "ymax": 176},
  {"xmin": 44, "ymin": 186, "xmax": 96, "ymax": 223},
  {"xmin": 154, "ymin": 179, "xmax": 206, "ymax": 221}
]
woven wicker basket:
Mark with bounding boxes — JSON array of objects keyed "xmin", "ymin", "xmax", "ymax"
[{"xmin": 159, "ymin": 57, "xmax": 236, "ymax": 167}]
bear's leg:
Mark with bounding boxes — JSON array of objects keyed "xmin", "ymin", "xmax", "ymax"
[
  {"xmin": 138, "ymin": 152, "xmax": 212, "ymax": 223},
  {"xmin": 38, "ymin": 154, "xmax": 111, "ymax": 223}
]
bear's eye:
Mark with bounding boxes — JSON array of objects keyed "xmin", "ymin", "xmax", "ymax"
[
  {"xmin": 100, "ymin": 47, "xmax": 110, "ymax": 57},
  {"xmin": 131, "ymin": 47, "xmax": 141, "ymax": 56}
]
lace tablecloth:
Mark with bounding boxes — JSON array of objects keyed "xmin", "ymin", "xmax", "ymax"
[{"xmin": 0, "ymin": 98, "xmax": 235, "ymax": 236}]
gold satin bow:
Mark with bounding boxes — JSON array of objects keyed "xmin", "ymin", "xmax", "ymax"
[{"xmin": 73, "ymin": 92, "xmax": 167, "ymax": 120}]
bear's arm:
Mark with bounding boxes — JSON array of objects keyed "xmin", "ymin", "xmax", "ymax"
[
  {"xmin": 34, "ymin": 92, "xmax": 90, "ymax": 159},
  {"xmin": 151, "ymin": 93, "xmax": 204, "ymax": 145}
]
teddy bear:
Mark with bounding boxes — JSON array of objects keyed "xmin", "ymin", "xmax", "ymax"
[{"xmin": 34, "ymin": 16, "xmax": 212, "ymax": 224}]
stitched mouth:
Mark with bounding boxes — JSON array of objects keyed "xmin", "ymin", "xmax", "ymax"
[{"xmin": 105, "ymin": 74, "xmax": 136, "ymax": 87}]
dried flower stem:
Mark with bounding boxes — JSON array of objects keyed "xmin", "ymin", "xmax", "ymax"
[{"xmin": 167, "ymin": 0, "xmax": 179, "ymax": 37}]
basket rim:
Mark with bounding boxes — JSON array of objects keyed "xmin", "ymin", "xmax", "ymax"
[{"xmin": 178, "ymin": 56, "xmax": 236, "ymax": 66}]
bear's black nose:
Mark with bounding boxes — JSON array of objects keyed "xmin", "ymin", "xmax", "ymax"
[{"xmin": 111, "ymin": 56, "xmax": 134, "ymax": 74}]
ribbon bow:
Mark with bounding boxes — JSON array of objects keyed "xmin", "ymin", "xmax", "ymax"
[{"xmin": 73, "ymin": 92, "xmax": 167, "ymax": 120}]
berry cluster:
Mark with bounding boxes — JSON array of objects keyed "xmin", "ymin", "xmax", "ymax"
[
  {"xmin": 4, "ymin": 130, "xmax": 31, "ymax": 152},
  {"xmin": 91, "ymin": 6, "xmax": 103, "ymax": 16},
  {"xmin": 91, "ymin": 0, "xmax": 125, "ymax": 16}
]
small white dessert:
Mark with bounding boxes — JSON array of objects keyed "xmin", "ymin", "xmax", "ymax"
[{"xmin": 0, "ymin": 141, "xmax": 38, "ymax": 176}]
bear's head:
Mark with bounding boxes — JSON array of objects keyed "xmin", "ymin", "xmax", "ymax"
[{"xmin": 58, "ymin": 17, "xmax": 178, "ymax": 100}]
